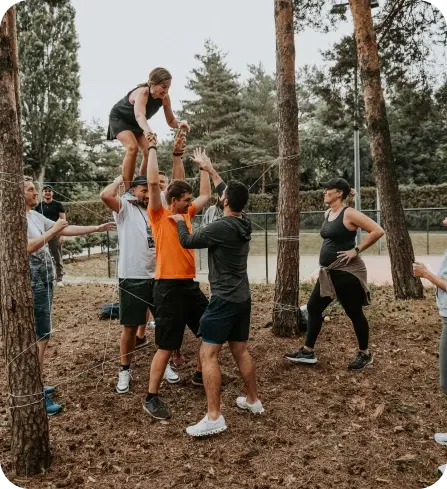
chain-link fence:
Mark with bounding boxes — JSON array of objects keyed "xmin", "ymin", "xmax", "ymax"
[{"xmin": 193, "ymin": 208, "xmax": 447, "ymax": 280}]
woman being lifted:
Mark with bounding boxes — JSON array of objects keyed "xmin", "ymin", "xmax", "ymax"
[{"xmin": 107, "ymin": 67, "xmax": 190, "ymax": 188}]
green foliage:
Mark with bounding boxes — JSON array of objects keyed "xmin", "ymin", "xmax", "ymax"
[
  {"xmin": 64, "ymin": 200, "xmax": 112, "ymax": 226},
  {"xmin": 62, "ymin": 238, "xmax": 83, "ymax": 261},
  {"xmin": 178, "ymin": 40, "xmax": 246, "ymax": 175},
  {"xmin": 17, "ymin": 0, "xmax": 81, "ymax": 182}
]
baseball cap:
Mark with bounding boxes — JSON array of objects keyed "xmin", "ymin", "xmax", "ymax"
[
  {"xmin": 130, "ymin": 175, "xmax": 148, "ymax": 188},
  {"xmin": 42, "ymin": 184, "xmax": 53, "ymax": 191},
  {"xmin": 319, "ymin": 178, "xmax": 351, "ymax": 196}
]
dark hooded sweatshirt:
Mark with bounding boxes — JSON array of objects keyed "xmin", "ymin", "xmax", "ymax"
[{"xmin": 176, "ymin": 214, "xmax": 252, "ymax": 303}]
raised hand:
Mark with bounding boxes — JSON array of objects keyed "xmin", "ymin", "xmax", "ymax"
[
  {"xmin": 191, "ymin": 148, "xmax": 213, "ymax": 173},
  {"xmin": 178, "ymin": 120, "xmax": 190, "ymax": 132},
  {"xmin": 173, "ymin": 133, "xmax": 187, "ymax": 156}
]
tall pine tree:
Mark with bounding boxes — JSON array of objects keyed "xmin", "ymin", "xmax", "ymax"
[
  {"xmin": 178, "ymin": 41, "xmax": 245, "ymax": 177},
  {"xmin": 17, "ymin": 0, "xmax": 81, "ymax": 184}
]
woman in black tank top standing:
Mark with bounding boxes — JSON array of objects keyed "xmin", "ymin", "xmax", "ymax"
[
  {"xmin": 285, "ymin": 178, "xmax": 384, "ymax": 370},
  {"xmin": 107, "ymin": 67, "xmax": 190, "ymax": 189}
]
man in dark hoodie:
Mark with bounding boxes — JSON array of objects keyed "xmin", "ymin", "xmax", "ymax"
[{"xmin": 170, "ymin": 177, "xmax": 264, "ymax": 437}]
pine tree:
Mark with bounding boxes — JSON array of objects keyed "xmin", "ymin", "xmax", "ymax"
[
  {"xmin": 239, "ymin": 64, "xmax": 279, "ymax": 192},
  {"xmin": 17, "ymin": 0, "xmax": 81, "ymax": 185},
  {"xmin": 178, "ymin": 40, "xmax": 245, "ymax": 176}
]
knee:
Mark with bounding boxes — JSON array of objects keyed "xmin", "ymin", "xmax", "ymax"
[{"xmin": 126, "ymin": 145, "xmax": 139, "ymax": 157}]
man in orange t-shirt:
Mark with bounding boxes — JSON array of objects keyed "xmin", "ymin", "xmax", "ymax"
[{"xmin": 143, "ymin": 140, "xmax": 223, "ymax": 420}]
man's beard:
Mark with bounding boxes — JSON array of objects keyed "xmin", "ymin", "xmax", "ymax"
[{"xmin": 137, "ymin": 200, "xmax": 148, "ymax": 209}]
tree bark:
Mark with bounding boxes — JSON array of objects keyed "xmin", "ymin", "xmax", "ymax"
[
  {"xmin": 272, "ymin": 0, "xmax": 301, "ymax": 337},
  {"xmin": 350, "ymin": 0, "xmax": 423, "ymax": 300},
  {"xmin": 0, "ymin": 11, "xmax": 51, "ymax": 476},
  {"xmin": 5, "ymin": 7, "xmax": 20, "ymax": 126}
]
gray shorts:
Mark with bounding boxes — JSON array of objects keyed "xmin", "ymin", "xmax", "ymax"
[{"xmin": 32, "ymin": 280, "xmax": 53, "ymax": 341}]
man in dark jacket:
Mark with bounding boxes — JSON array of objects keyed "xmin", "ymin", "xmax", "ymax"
[{"xmin": 170, "ymin": 179, "xmax": 264, "ymax": 437}]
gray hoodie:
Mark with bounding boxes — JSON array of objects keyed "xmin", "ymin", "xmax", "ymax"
[
  {"xmin": 437, "ymin": 250, "xmax": 447, "ymax": 317},
  {"xmin": 176, "ymin": 215, "xmax": 252, "ymax": 303}
]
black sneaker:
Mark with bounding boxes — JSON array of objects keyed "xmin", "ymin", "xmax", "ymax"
[
  {"xmin": 192, "ymin": 372, "xmax": 204, "ymax": 387},
  {"xmin": 135, "ymin": 336, "xmax": 148, "ymax": 350},
  {"xmin": 284, "ymin": 347, "xmax": 317, "ymax": 364},
  {"xmin": 143, "ymin": 396, "xmax": 170, "ymax": 420},
  {"xmin": 348, "ymin": 351, "xmax": 373, "ymax": 370}
]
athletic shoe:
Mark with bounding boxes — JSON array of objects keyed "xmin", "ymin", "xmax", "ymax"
[
  {"xmin": 163, "ymin": 364, "xmax": 180, "ymax": 384},
  {"xmin": 186, "ymin": 415, "xmax": 227, "ymax": 437},
  {"xmin": 439, "ymin": 464, "xmax": 446, "ymax": 476},
  {"xmin": 435, "ymin": 433, "xmax": 447, "ymax": 446},
  {"xmin": 284, "ymin": 347, "xmax": 317, "ymax": 364},
  {"xmin": 135, "ymin": 336, "xmax": 148, "ymax": 350},
  {"xmin": 56, "ymin": 281, "xmax": 64, "ymax": 287},
  {"xmin": 44, "ymin": 385, "xmax": 56, "ymax": 396},
  {"xmin": 147, "ymin": 320, "xmax": 156, "ymax": 329},
  {"xmin": 348, "ymin": 351, "xmax": 373, "ymax": 370},
  {"xmin": 116, "ymin": 368, "xmax": 132, "ymax": 394},
  {"xmin": 45, "ymin": 394, "xmax": 62, "ymax": 416},
  {"xmin": 236, "ymin": 396, "xmax": 265, "ymax": 414},
  {"xmin": 172, "ymin": 349, "xmax": 185, "ymax": 367},
  {"xmin": 192, "ymin": 372, "xmax": 204, "ymax": 387},
  {"xmin": 143, "ymin": 396, "xmax": 170, "ymax": 420}
]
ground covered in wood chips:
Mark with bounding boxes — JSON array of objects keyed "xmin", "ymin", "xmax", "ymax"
[{"xmin": 1, "ymin": 282, "xmax": 446, "ymax": 489}]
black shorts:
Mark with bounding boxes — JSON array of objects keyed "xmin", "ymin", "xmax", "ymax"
[
  {"xmin": 118, "ymin": 278, "xmax": 155, "ymax": 326},
  {"xmin": 107, "ymin": 116, "xmax": 143, "ymax": 140},
  {"xmin": 154, "ymin": 279, "xmax": 209, "ymax": 351},
  {"xmin": 199, "ymin": 296, "xmax": 251, "ymax": 345}
]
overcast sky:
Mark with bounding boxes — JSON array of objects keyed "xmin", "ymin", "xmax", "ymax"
[{"xmin": 70, "ymin": 0, "xmax": 352, "ymax": 140}]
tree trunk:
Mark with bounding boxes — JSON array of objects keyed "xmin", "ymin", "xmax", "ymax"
[
  {"xmin": 272, "ymin": 0, "xmax": 301, "ymax": 337},
  {"xmin": 5, "ymin": 7, "xmax": 20, "ymax": 125},
  {"xmin": 350, "ymin": 0, "xmax": 423, "ymax": 300},
  {"xmin": 0, "ymin": 10, "xmax": 51, "ymax": 476}
]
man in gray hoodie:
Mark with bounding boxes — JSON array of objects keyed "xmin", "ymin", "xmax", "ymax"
[{"xmin": 170, "ymin": 177, "xmax": 264, "ymax": 437}]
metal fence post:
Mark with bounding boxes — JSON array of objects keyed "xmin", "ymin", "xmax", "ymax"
[
  {"xmin": 265, "ymin": 214, "xmax": 269, "ymax": 284},
  {"xmin": 426, "ymin": 212, "xmax": 430, "ymax": 256},
  {"xmin": 107, "ymin": 231, "xmax": 111, "ymax": 278}
]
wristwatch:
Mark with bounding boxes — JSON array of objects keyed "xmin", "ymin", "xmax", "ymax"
[{"xmin": 354, "ymin": 246, "xmax": 361, "ymax": 255}]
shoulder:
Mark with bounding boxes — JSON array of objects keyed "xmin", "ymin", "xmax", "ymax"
[
  {"xmin": 148, "ymin": 205, "xmax": 167, "ymax": 222},
  {"xmin": 188, "ymin": 203, "xmax": 197, "ymax": 218}
]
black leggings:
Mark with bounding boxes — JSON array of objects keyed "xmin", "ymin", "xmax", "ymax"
[{"xmin": 305, "ymin": 271, "xmax": 369, "ymax": 351}]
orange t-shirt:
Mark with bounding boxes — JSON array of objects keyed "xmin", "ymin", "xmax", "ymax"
[{"xmin": 148, "ymin": 203, "xmax": 197, "ymax": 279}]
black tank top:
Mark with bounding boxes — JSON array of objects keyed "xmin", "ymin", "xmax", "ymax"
[
  {"xmin": 109, "ymin": 84, "xmax": 163, "ymax": 124},
  {"xmin": 319, "ymin": 207, "xmax": 356, "ymax": 267}
]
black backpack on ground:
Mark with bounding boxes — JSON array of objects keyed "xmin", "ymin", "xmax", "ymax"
[{"xmin": 99, "ymin": 302, "xmax": 120, "ymax": 320}]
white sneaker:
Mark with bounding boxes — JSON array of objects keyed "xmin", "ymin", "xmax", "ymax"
[
  {"xmin": 439, "ymin": 464, "xmax": 446, "ymax": 475},
  {"xmin": 56, "ymin": 281, "xmax": 64, "ymax": 287},
  {"xmin": 435, "ymin": 433, "xmax": 447, "ymax": 446},
  {"xmin": 186, "ymin": 415, "xmax": 227, "ymax": 437},
  {"xmin": 236, "ymin": 396, "xmax": 265, "ymax": 414},
  {"xmin": 116, "ymin": 369, "xmax": 132, "ymax": 393},
  {"xmin": 147, "ymin": 320, "xmax": 156, "ymax": 329},
  {"xmin": 163, "ymin": 364, "xmax": 180, "ymax": 384}
]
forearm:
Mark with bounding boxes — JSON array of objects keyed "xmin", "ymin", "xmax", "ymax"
[
  {"xmin": 61, "ymin": 225, "xmax": 99, "ymax": 237},
  {"xmin": 424, "ymin": 271, "xmax": 447, "ymax": 291},
  {"xmin": 176, "ymin": 221, "xmax": 209, "ymax": 249},
  {"xmin": 147, "ymin": 147, "xmax": 160, "ymax": 185},
  {"xmin": 172, "ymin": 155, "xmax": 185, "ymax": 180},
  {"xmin": 209, "ymin": 168, "xmax": 224, "ymax": 190},
  {"xmin": 100, "ymin": 181, "xmax": 120, "ymax": 199},
  {"xmin": 135, "ymin": 114, "xmax": 151, "ymax": 132},
  {"xmin": 27, "ymin": 230, "xmax": 57, "ymax": 253},
  {"xmin": 200, "ymin": 169, "xmax": 212, "ymax": 199},
  {"xmin": 358, "ymin": 230, "xmax": 384, "ymax": 253}
]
